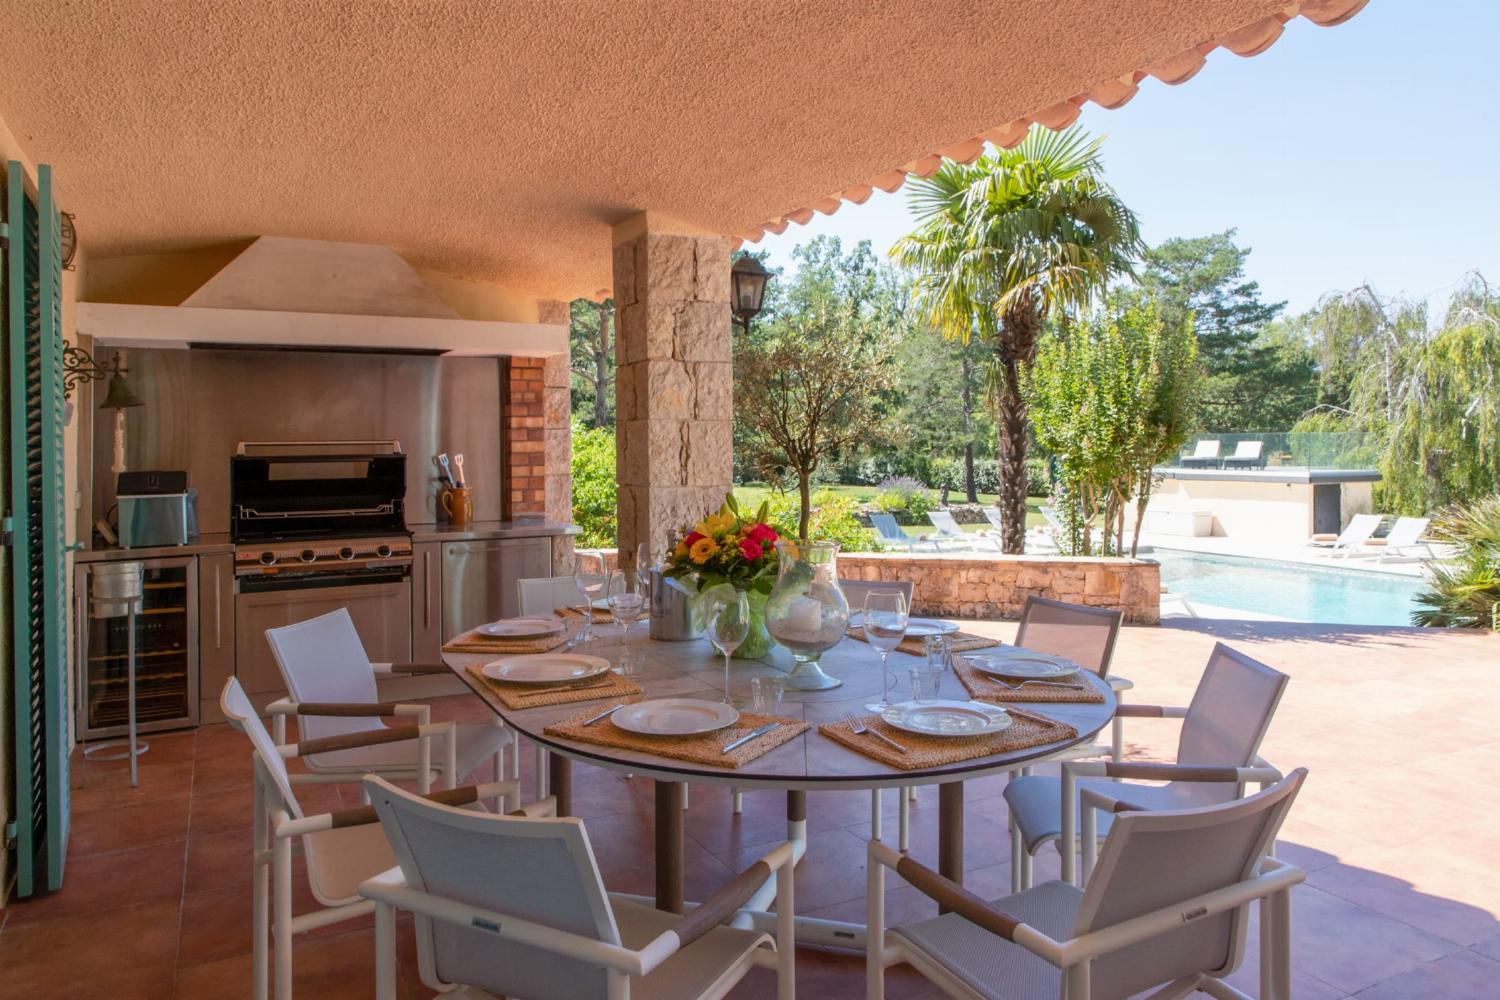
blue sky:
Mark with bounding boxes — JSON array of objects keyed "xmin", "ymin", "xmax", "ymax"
[{"xmin": 757, "ymin": 2, "xmax": 1499, "ymax": 320}]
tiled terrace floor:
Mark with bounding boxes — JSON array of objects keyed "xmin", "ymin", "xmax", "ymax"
[{"xmin": 2, "ymin": 617, "xmax": 1496, "ymax": 998}]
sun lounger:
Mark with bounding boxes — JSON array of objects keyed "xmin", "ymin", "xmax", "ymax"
[
  {"xmin": 1362, "ymin": 516, "xmax": 1434, "ymax": 562},
  {"xmin": 1220, "ymin": 439, "xmax": 1266, "ymax": 469},
  {"xmin": 869, "ymin": 511, "xmax": 923, "ymax": 551},
  {"xmin": 1309, "ymin": 513, "xmax": 1382, "ymax": 557},
  {"xmin": 1179, "ymin": 439, "xmax": 1221, "ymax": 468},
  {"xmin": 926, "ymin": 509, "xmax": 992, "ymax": 550}
]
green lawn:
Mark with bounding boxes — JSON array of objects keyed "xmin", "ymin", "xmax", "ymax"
[{"xmin": 731, "ymin": 484, "xmax": 1047, "ymax": 531}]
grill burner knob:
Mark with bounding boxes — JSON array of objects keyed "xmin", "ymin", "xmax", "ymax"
[
  {"xmin": 258, "ymin": 551, "xmax": 277, "ymax": 566},
  {"xmin": 375, "ymin": 544, "xmax": 393, "ymax": 559},
  {"xmin": 299, "ymin": 549, "xmax": 317, "ymax": 563},
  {"xmin": 338, "ymin": 547, "xmax": 355, "ymax": 561}
]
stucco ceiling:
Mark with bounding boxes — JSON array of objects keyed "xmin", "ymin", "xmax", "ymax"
[{"xmin": 0, "ymin": 1, "xmax": 1364, "ymax": 302}]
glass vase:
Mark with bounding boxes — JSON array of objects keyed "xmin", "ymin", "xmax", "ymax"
[{"xmin": 765, "ymin": 539, "xmax": 849, "ymax": 690}]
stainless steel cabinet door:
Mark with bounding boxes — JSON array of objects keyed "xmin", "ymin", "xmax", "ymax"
[
  {"xmin": 234, "ymin": 580, "xmax": 412, "ymax": 696},
  {"xmin": 411, "ymin": 542, "xmax": 443, "ymax": 659},
  {"xmin": 197, "ymin": 553, "xmax": 236, "ymax": 723},
  {"xmin": 441, "ymin": 538, "xmax": 551, "ymax": 638}
]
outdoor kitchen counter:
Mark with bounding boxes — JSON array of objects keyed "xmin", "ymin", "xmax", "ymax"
[
  {"xmin": 408, "ymin": 519, "xmax": 579, "ymax": 543},
  {"xmin": 76, "ymin": 533, "xmax": 234, "ymax": 562}
]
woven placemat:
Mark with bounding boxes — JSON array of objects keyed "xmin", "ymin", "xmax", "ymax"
[
  {"xmin": 444, "ymin": 627, "xmax": 571, "ymax": 655},
  {"xmin": 847, "ymin": 629, "xmax": 999, "ymax": 657},
  {"xmin": 557, "ymin": 605, "xmax": 619, "ymax": 625},
  {"xmin": 544, "ymin": 705, "xmax": 808, "ymax": 769},
  {"xmin": 465, "ymin": 663, "xmax": 643, "ymax": 710},
  {"xmin": 818, "ymin": 707, "xmax": 1077, "ymax": 770},
  {"xmin": 953, "ymin": 655, "xmax": 1105, "ymax": 704}
]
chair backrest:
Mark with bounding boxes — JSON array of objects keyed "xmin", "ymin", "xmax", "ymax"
[
  {"xmin": 869, "ymin": 512, "xmax": 905, "ymax": 541},
  {"xmin": 518, "ymin": 575, "xmax": 586, "ymax": 617},
  {"xmin": 1191, "ymin": 439, "xmax": 1220, "ymax": 458},
  {"xmin": 1231, "ymin": 440, "xmax": 1262, "ymax": 459},
  {"xmin": 219, "ymin": 678, "xmax": 303, "ymax": 820},
  {"xmin": 265, "ymin": 608, "xmax": 383, "ymax": 742},
  {"xmin": 1176, "ymin": 643, "xmax": 1288, "ymax": 804},
  {"xmin": 1383, "ymin": 516, "xmax": 1429, "ymax": 547},
  {"xmin": 927, "ymin": 510, "xmax": 962, "ymax": 535},
  {"xmin": 982, "ymin": 506, "xmax": 1005, "ymax": 530},
  {"xmin": 1074, "ymin": 769, "xmax": 1307, "ymax": 997},
  {"xmin": 1013, "ymin": 596, "xmax": 1122, "ymax": 677},
  {"xmin": 365, "ymin": 775, "xmax": 621, "ymax": 1000},
  {"xmin": 839, "ymin": 578, "xmax": 914, "ymax": 612},
  {"xmin": 1335, "ymin": 513, "xmax": 1382, "ymax": 546}
]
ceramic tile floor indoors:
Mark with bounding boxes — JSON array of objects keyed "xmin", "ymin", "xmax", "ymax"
[{"xmin": 1, "ymin": 616, "xmax": 1497, "ymax": 999}]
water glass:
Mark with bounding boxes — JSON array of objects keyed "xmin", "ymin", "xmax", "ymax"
[
  {"xmin": 706, "ymin": 590, "xmax": 751, "ymax": 706},
  {"xmin": 749, "ymin": 676, "xmax": 784, "ymax": 716},
  {"xmin": 573, "ymin": 552, "xmax": 608, "ymax": 642},
  {"xmin": 606, "ymin": 569, "xmax": 645, "ymax": 672},
  {"xmin": 908, "ymin": 666, "xmax": 943, "ymax": 702},
  {"xmin": 862, "ymin": 590, "xmax": 909, "ymax": 712}
]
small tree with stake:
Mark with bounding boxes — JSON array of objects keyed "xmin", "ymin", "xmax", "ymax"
[{"xmin": 735, "ymin": 295, "xmax": 894, "ymax": 540}]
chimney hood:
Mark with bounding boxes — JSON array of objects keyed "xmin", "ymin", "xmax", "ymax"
[{"xmin": 77, "ymin": 236, "xmax": 566, "ymax": 357}]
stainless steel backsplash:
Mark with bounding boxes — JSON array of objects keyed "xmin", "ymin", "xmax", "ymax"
[{"xmin": 90, "ymin": 347, "xmax": 504, "ymax": 533}]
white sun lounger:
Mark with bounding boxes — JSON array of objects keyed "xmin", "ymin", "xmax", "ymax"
[
  {"xmin": 1363, "ymin": 516, "xmax": 1434, "ymax": 562},
  {"xmin": 927, "ymin": 509, "xmax": 992, "ymax": 550},
  {"xmin": 1179, "ymin": 439, "xmax": 1221, "ymax": 468},
  {"xmin": 869, "ymin": 511, "xmax": 924, "ymax": 551},
  {"xmin": 1310, "ymin": 513, "xmax": 1382, "ymax": 557}
]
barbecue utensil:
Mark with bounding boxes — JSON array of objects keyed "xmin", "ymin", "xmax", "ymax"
[
  {"xmin": 453, "ymin": 453, "xmax": 467, "ymax": 487},
  {"xmin": 436, "ymin": 453, "xmax": 454, "ymax": 486}
]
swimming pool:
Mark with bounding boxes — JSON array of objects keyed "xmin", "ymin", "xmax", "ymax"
[{"xmin": 1152, "ymin": 550, "xmax": 1427, "ymax": 626}]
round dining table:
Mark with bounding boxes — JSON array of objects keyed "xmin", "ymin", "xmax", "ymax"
[{"xmin": 444, "ymin": 622, "xmax": 1115, "ymax": 948}]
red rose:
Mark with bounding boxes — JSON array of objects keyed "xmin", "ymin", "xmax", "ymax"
[
  {"xmin": 749, "ymin": 523, "xmax": 779, "ymax": 544},
  {"xmin": 683, "ymin": 531, "xmax": 705, "ymax": 546},
  {"xmin": 739, "ymin": 538, "xmax": 764, "ymax": 561}
]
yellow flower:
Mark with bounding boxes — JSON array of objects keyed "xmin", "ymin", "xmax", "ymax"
[
  {"xmin": 701, "ymin": 511, "xmax": 736, "ymax": 537},
  {"xmin": 689, "ymin": 537, "xmax": 718, "ymax": 564},
  {"xmin": 673, "ymin": 541, "xmax": 690, "ymax": 559}
]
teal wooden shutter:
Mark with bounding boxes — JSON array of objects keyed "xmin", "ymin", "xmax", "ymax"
[{"xmin": 6, "ymin": 160, "xmax": 70, "ymax": 896}]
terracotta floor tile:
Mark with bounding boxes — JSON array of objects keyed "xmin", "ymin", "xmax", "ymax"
[
  {"xmin": 0, "ymin": 898, "xmax": 179, "ymax": 998},
  {"xmin": 68, "ymin": 794, "xmax": 190, "ymax": 856},
  {"xmin": 185, "ymin": 829, "xmax": 254, "ymax": 894},
  {"xmin": 172, "ymin": 925, "xmax": 400, "ymax": 1000},
  {"xmin": 4, "ymin": 839, "xmax": 185, "ymax": 925},
  {"xmin": 178, "ymin": 886, "xmax": 253, "ymax": 968},
  {"xmin": 1307, "ymin": 852, "xmax": 1500, "ymax": 946}
]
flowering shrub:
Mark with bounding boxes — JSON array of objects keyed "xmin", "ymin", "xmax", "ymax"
[
  {"xmin": 663, "ymin": 494, "xmax": 780, "ymax": 595},
  {"xmin": 766, "ymin": 490, "xmax": 880, "ymax": 552}
]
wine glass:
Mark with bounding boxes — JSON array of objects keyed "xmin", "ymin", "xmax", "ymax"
[
  {"xmin": 606, "ymin": 569, "xmax": 645, "ymax": 673},
  {"xmin": 634, "ymin": 541, "xmax": 656, "ymax": 590},
  {"xmin": 863, "ymin": 590, "xmax": 909, "ymax": 713},
  {"xmin": 706, "ymin": 590, "xmax": 751, "ymax": 706},
  {"xmin": 573, "ymin": 551, "xmax": 608, "ymax": 642}
]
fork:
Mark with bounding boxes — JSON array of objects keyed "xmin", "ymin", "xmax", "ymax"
[
  {"xmin": 523, "ymin": 677, "xmax": 611, "ymax": 697},
  {"xmin": 989, "ymin": 676, "xmax": 1079, "ymax": 690},
  {"xmin": 844, "ymin": 712, "xmax": 906, "ymax": 754}
]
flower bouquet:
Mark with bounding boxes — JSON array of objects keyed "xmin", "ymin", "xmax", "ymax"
[{"xmin": 662, "ymin": 494, "xmax": 780, "ymax": 658}]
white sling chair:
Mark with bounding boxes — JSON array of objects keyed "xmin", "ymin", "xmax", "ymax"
[
  {"xmin": 360, "ymin": 774, "xmax": 797, "ymax": 1000},
  {"xmin": 220, "ymin": 678, "xmax": 531, "ymax": 1000},
  {"xmin": 518, "ymin": 574, "xmax": 589, "ymax": 616},
  {"xmin": 1005, "ymin": 642, "xmax": 1287, "ymax": 890},
  {"xmin": 265, "ymin": 608, "xmax": 514, "ymax": 800},
  {"xmin": 868, "ymin": 769, "xmax": 1308, "ymax": 1000}
]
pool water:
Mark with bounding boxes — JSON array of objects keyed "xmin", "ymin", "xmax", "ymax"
[{"xmin": 1153, "ymin": 550, "xmax": 1426, "ymax": 626}]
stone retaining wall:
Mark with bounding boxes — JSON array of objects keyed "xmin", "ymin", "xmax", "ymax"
[{"xmin": 837, "ymin": 552, "xmax": 1160, "ymax": 624}]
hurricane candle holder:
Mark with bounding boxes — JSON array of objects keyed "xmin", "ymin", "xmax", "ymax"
[{"xmin": 765, "ymin": 539, "xmax": 849, "ymax": 690}]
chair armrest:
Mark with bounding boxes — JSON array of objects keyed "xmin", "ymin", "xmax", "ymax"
[
  {"xmin": 665, "ymin": 842, "xmax": 792, "ymax": 951},
  {"xmin": 869, "ymin": 841, "xmax": 1028, "ymax": 944},
  {"xmin": 281, "ymin": 721, "xmax": 452, "ymax": 758},
  {"xmin": 1079, "ymin": 785, "xmax": 1146, "ymax": 816},
  {"xmin": 1114, "ymin": 704, "xmax": 1187, "ymax": 719},
  {"xmin": 508, "ymin": 795, "xmax": 558, "ymax": 818},
  {"xmin": 1105, "ymin": 675, "xmax": 1134, "ymax": 693},
  {"xmin": 298, "ymin": 779, "xmax": 527, "ymax": 834},
  {"xmin": 1100, "ymin": 761, "xmax": 1282, "ymax": 783},
  {"xmin": 278, "ymin": 701, "xmax": 428, "ymax": 718},
  {"xmin": 371, "ymin": 661, "xmax": 453, "ymax": 675}
]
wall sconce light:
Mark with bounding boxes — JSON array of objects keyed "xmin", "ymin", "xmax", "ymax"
[{"xmin": 730, "ymin": 255, "xmax": 771, "ymax": 334}]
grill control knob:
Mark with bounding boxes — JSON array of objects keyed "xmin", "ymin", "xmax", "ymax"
[
  {"xmin": 375, "ymin": 544, "xmax": 393, "ymax": 559},
  {"xmin": 258, "ymin": 551, "xmax": 277, "ymax": 566},
  {"xmin": 338, "ymin": 547, "xmax": 355, "ymax": 561},
  {"xmin": 299, "ymin": 549, "xmax": 317, "ymax": 563}
]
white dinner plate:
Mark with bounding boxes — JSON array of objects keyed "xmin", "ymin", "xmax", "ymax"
[
  {"xmin": 481, "ymin": 653, "xmax": 611, "ymax": 685},
  {"xmin": 847, "ymin": 614, "xmax": 957, "ymax": 637},
  {"xmin": 880, "ymin": 700, "xmax": 1012, "ymax": 737},
  {"xmin": 966, "ymin": 651, "xmax": 1080, "ymax": 680},
  {"xmin": 477, "ymin": 616, "xmax": 565, "ymax": 639},
  {"xmin": 591, "ymin": 597, "xmax": 610, "ymax": 611},
  {"xmin": 611, "ymin": 699, "xmax": 740, "ymax": 737}
]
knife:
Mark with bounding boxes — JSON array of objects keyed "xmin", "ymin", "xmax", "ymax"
[
  {"xmin": 722, "ymin": 722, "xmax": 779, "ymax": 753},
  {"xmin": 583, "ymin": 703, "xmax": 624, "ymax": 726}
]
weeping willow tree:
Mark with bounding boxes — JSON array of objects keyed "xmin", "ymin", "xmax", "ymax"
[{"xmin": 1351, "ymin": 275, "xmax": 1500, "ymax": 513}]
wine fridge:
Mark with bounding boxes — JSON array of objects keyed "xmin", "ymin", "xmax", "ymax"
[{"xmin": 74, "ymin": 557, "xmax": 199, "ymax": 740}]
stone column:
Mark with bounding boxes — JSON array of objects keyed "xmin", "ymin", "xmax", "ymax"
[
  {"xmin": 538, "ymin": 299, "xmax": 575, "ymax": 572},
  {"xmin": 612, "ymin": 214, "xmax": 733, "ymax": 567}
]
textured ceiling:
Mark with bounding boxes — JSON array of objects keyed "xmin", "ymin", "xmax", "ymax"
[{"xmin": 0, "ymin": 1, "xmax": 1364, "ymax": 302}]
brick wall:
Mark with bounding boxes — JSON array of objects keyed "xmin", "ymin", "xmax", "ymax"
[{"xmin": 501, "ymin": 356, "xmax": 547, "ymax": 517}]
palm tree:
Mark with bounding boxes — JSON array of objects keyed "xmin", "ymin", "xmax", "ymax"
[{"xmin": 893, "ymin": 126, "xmax": 1142, "ymax": 553}]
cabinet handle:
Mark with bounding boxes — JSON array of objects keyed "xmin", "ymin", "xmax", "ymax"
[
  {"xmin": 214, "ymin": 563, "xmax": 223, "ymax": 649},
  {"xmin": 423, "ymin": 550, "xmax": 431, "ymax": 628}
]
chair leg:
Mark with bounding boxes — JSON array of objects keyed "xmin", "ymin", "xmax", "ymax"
[
  {"xmin": 1018, "ymin": 841, "xmax": 1032, "ymax": 890},
  {"xmin": 374, "ymin": 901, "xmax": 398, "ymax": 1000},
  {"xmin": 274, "ymin": 824, "xmax": 294, "ymax": 1000},
  {"xmin": 776, "ymin": 863, "xmax": 796, "ymax": 999},
  {"xmin": 898, "ymin": 787, "xmax": 911, "ymax": 852},
  {"xmin": 1009, "ymin": 811, "xmax": 1023, "ymax": 893},
  {"xmin": 732, "ymin": 788, "xmax": 744, "ymax": 814},
  {"xmin": 535, "ymin": 742, "xmax": 549, "ymax": 799},
  {"xmin": 682, "ymin": 784, "xmax": 690, "ymax": 810},
  {"xmin": 870, "ymin": 788, "xmax": 883, "ymax": 841},
  {"xmin": 493, "ymin": 749, "xmax": 509, "ymax": 811},
  {"xmin": 252, "ymin": 789, "xmax": 270, "ymax": 1000},
  {"xmin": 866, "ymin": 847, "xmax": 885, "ymax": 1000}
]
